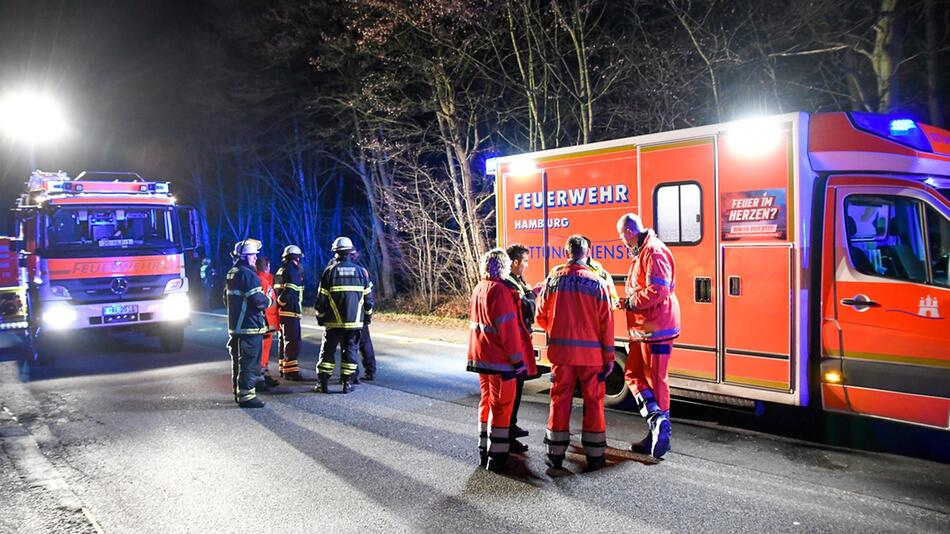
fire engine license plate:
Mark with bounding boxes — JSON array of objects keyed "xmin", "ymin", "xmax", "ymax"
[{"xmin": 103, "ymin": 304, "xmax": 138, "ymax": 323}]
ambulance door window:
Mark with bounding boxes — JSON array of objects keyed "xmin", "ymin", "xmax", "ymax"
[
  {"xmin": 925, "ymin": 207, "xmax": 950, "ymax": 287},
  {"xmin": 844, "ymin": 195, "xmax": 927, "ymax": 283},
  {"xmin": 654, "ymin": 182, "xmax": 702, "ymax": 245}
]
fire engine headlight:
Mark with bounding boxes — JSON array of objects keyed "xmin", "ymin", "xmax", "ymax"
[
  {"xmin": 161, "ymin": 292, "xmax": 191, "ymax": 321},
  {"xmin": 50, "ymin": 285, "xmax": 71, "ymax": 298},
  {"xmin": 164, "ymin": 278, "xmax": 184, "ymax": 293},
  {"xmin": 42, "ymin": 303, "xmax": 77, "ymax": 328}
]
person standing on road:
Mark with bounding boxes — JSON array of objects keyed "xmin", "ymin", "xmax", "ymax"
[
  {"xmin": 502, "ymin": 243, "xmax": 538, "ymax": 454},
  {"xmin": 199, "ymin": 256, "xmax": 218, "ymax": 310},
  {"xmin": 349, "ymin": 248, "xmax": 377, "ymax": 384},
  {"xmin": 314, "ymin": 237, "xmax": 374, "ymax": 394},
  {"xmin": 536, "ymin": 235, "xmax": 615, "ymax": 472},
  {"xmin": 255, "ymin": 256, "xmax": 280, "ymax": 389},
  {"xmin": 274, "ymin": 245, "xmax": 306, "ymax": 381},
  {"xmin": 467, "ymin": 248, "xmax": 527, "ymax": 473},
  {"xmin": 226, "ymin": 239, "xmax": 272, "ymax": 409},
  {"xmin": 616, "ymin": 213, "xmax": 680, "ymax": 459}
]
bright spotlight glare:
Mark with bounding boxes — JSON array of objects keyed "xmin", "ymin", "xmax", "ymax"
[
  {"xmin": 725, "ymin": 119, "xmax": 783, "ymax": 157},
  {"xmin": 42, "ymin": 303, "xmax": 77, "ymax": 328},
  {"xmin": 0, "ymin": 90, "xmax": 68, "ymax": 145},
  {"xmin": 162, "ymin": 292, "xmax": 191, "ymax": 321},
  {"xmin": 508, "ymin": 159, "xmax": 538, "ymax": 176}
]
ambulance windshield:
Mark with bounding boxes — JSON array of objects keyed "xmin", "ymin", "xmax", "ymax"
[{"xmin": 45, "ymin": 206, "xmax": 178, "ymax": 253}]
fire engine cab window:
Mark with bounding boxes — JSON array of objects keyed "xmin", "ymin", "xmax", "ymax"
[
  {"xmin": 844, "ymin": 195, "xmax": 926, "ymax": 284},
  {"xmin": 926, "ymin": 207, "xmax": 950, "ymax": 287},
  {"xmin": 45, "ymin": 207, "xmax": 176, "ymax": 252},
  {"xmin": 655, "ymin": 183, "xmax": 701, "ymax": 245}
]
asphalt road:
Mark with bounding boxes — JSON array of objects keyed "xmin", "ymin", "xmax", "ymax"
[{"xmin": 1, "ymin": 312, "xmax": 948, "ymax": 534}]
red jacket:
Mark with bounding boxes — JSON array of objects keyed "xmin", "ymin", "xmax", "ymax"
[
  {"xmin": 257, "ymin": 271, "xmax": 280, "ymax": 331},
  {"xmin": 536, "ymin": 262, "xmax": 615, "ymax": 367},
  {"xmin": 624, "ymin": 230, "xmax": 681, "ymax": 342},
  {"xmin": 466, "ymin": 278, "xmax": 527, "ymax": 377}
]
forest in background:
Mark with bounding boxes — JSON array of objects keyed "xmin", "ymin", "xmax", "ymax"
[{"xmin": 178, "ymin": 0, "xmax": 949, "ymax": 314}]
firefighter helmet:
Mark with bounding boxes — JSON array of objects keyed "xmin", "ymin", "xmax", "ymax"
[
  {"xmin": 232, "ymin": 238, "xmax": 263, "ymax": 258},
  {"xmin": 331, "ymin": 236, "xmax": 354, "ymax": 252},
  {"xmin": 282, "ymin": 244, "xmax": 304, "ymax": 258}
]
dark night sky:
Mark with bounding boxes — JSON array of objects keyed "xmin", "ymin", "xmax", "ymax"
[{"xmin": 0, "ymin": 0, "xmax": 200, "ymax": 218}]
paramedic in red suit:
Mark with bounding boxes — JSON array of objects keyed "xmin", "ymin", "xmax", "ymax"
[
  {"xmin": 466, "ymin": 248, "xmax": 527, "ymax": 474},
  {"xmin": 535, "ymin": 235, "xmax": 615, "ymax": 472},
  {"xmin": 616, "ymin": 213, "xmax": 681, "ymax": 459},
  {"xmin": 255, "ymin": 256, "xmax": 280, "ymax": 388}
]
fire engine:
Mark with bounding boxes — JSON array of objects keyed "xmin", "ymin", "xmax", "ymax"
[
  {"xmin": 11, "ymin": 171, "xmax": 201, "ymax": 358},
  {"xmin": 490, "ymin": 111, "xmax": 950, "ymax": 430}
]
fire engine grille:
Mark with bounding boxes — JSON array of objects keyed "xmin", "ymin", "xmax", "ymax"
[{"xmin": 56, "ymin": 274, "xmax": 179, "ymax": 304}]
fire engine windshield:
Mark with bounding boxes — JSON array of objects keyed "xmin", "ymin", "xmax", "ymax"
[{"xmin": 44, "ymin": 206, "xmax": 178, "ymax": 254}]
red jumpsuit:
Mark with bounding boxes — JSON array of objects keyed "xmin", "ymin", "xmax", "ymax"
[
  {"xmin": 466, "ymin": 277, "xmax": 527, "ymax": 462},
  {"xmin": 257, "ymin": 271, "xmax": 280, "ymax": 370},
  {"xmin": 623, "ymin": 229, "xmax": 680, "ymax": 457},
  {"xmin": 536, "ymin": 262, "xmax": 615, "ymax": 461}
]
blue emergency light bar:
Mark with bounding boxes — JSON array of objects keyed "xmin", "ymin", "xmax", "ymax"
[{"xmin": 849, "ymin": 112, "xmax": 933, "ymax": 152}]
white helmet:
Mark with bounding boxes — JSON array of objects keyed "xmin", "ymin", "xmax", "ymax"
[
  {"xmin": 282, "ymin": 244, "xmax": 304, "ymax": 258},
  {"xmin": 331, "ymin": 236, "xmax": 354, "ymax": 252},
  {"xmin": 232, "ymin": 238, "xmax": 263, "ymax": 258}
]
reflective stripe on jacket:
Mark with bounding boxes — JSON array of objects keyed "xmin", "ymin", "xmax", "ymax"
[
  {"xmin": 550, "ymin": 258, "xmax": 619, "ymax": 308},
  {"xmin": 226, "ymin": 260, "xmax": 272, "ymax": 335},
  {"xmin": 257, "ymin": 271, "xmax": 280, "ymax": 330},
  {"xmin": 624, "ymin": 230, "xmax": 681, "ymax": 342},
  {"xmin": 314, "ymin": 257, "xmax": 374, "ymax": 330},
  {"xmin": 466, "ymin": 278, "xmax": 526, "ymax": 376},
  {"xmin": 536, "ymin": 262, "xmax": 615, "ymax": 367},
  {"xmin": 274, "ymin": 261, "xmax": 305, "ymax": 319}
]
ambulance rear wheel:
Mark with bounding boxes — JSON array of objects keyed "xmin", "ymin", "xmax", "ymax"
[
  {"xmin": 604, "ymin": 348, "xmax": 635, "ymax": 410},
  {"xmin": 158, "ymin": 325, "xmax": 185, "ymax": 352}
]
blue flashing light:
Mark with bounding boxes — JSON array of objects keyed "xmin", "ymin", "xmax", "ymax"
[
  {"xmin": 485, "ymin": 157, "xmax": 498, "ymax": 176},
  {"xmin": 849, "ymin": 112, "xmax": 932, "ymax": 152},
  {"xmin": 889, "ymin": 119, "xmax": 916, "ymax": 135}
]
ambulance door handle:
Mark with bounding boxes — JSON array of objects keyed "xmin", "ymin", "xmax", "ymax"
[{"xmin": 840, "ymin": 294, "xmax": 880, "ymax": 311}]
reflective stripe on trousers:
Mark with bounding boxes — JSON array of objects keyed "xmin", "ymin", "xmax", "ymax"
[
  {"xmin": 546, "ymin": 364, "xmax": 606, "ymax": 457},
  {"xmin": 229, "ymin": 334, "xmax": 263, "ymax": 403},
  {"xmin": 478, "ymin": 373, "xmax": 515, "ymax": 456},
  {"xmin": 625, "ymin": 341, "xmax": 672, "ymax": 413}
]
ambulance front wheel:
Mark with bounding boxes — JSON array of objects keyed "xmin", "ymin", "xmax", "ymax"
[
  {"xmin": 604, "ymin": 348, "xmax": 635, "ymax": 410},
  {"xmin": 158, "ymin": 324, "xmax": 185, "ymax": 352}
]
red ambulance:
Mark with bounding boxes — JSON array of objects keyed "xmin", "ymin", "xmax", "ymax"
[{"xmin": 491, "ymin": 112, "xmax": 950, "ymax": 430}]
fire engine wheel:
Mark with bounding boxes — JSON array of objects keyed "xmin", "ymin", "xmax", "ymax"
[
  {"xmin": 158, "ymin": 325, "xmax": 185, "ymax": 352},
  {"xmin": 604, "ymin": 348, "xmax": 636, "ymax": 410}
]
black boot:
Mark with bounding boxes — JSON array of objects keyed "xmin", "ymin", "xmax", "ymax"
[
  {"xmin": 509, "ymin": 439, "xmax": 528, "ymax": 454},
  {"xmin": 282, "ymin": 371, "xmax": 304, "ymax": 381},
  {"xmin": 544, "ymin": 454, "xmax": 564, "ymax": 470},
  {"xmin": 315, "ymin": 374, "xmax": 330, "ymax": 394},
  {"xmin": 486, "ymin": 453, "xmax": 510, "ymax": 473},
  {"xmin": 478, "ymin": 449, "xmax": 488, "ymax": 468},
  {"xmin": 629, "ymin": 432, "xmax": 652, "ymax": 454},
  {"xmin": 585, "ymin": 455, "xmax": 606, "ymax": 472},
  {"xmin": 362, "ymin": 371, "xmax": 374, "ymax": 381},
  {"xmin": 238, "ymin": 398, "xmax": 265, "ymax": 409},
  {"xmin": 262, "ymin": 370, "xmax": 280, "ymax": 388},
  {"xmin": 341, "ymin": 377, "xmax": 353, "ymax": 394}
]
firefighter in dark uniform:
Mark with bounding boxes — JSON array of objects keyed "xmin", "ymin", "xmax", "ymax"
[
  {"xmin": 314, "ymin": 237, "xmax": 374, "ymax": 394},
  {"xmin": 226, "ymin": 239, "xmax": 272, "ymax": 408},
  {"xmin": 349, "ymin": 248, "xmax": 376, "ymax": 384},
  {"xmin": 503, "ymin": 243, "xmax": 538, "ymax": 454},
  {"xmin": 274, "ymin": 245, "xmax": 306, "ymax": 380}
]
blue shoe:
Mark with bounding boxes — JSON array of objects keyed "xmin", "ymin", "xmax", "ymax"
[{"xmin": 651, "ymin": 415, "xmax": 671, "ymax": 459}]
